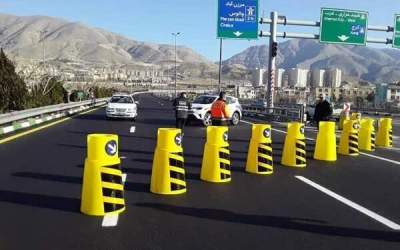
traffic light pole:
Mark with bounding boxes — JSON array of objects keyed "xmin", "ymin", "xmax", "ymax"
[{"xmin": 267, "ymin": 11, "xmax": 278, "ymax": 109}]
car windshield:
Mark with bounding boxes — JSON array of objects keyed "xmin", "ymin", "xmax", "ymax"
[
  {"xmin": 110, "ymin": 96, "xmax": 133, "ymax": 104},
  {"xmin": 193, "ymin": 96, "xmax": 216, "ymax": 104}
]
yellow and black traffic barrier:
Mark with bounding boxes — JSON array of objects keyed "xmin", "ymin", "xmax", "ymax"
[
  {"xmin": 201, "ymin": 126, "xmax": 231, "ymax": 183},
  {"xmin": 314, "ymin": 122, "xmax": 337, "ymax": 162},
  {"xmin": 359, "ymin": 118, "xmax": 376, "ymax": 151},
  {"xmin": 246, "ymin": 124, "xmax": 273, "ymax": 175},
  {"xmin": 81, "ymin": 134, "xmax": 125, "ymax": 216},
  {"xmin": 151, "ymin": 128, "xmax": 186, "ymax": 195},
  {"xmin": 376, "ymin": 118, "xmax": 393, "ymax": 148},
  {"xmin": 338, "ymin": 120, "xmax": 360, "ymax": 156},
  {"xmin": 351, "ymin": 112, "xmax": 362, "ymax": 123},
  {"xmin": 281, "ymin": 122, "xmax": 306, "ymax": 168},
  {"xmin": 339, "ymin": 112, "xmax": 350, "ymax": 130}
]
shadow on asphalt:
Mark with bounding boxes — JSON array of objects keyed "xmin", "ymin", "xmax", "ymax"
[
  {"xmin": 12, "ymin": 171, "xmax": 149, "ymax": 194},
  {"xmin": 135, "ymin": 203, "xmax": 400, "ymax": 242},
  {"xmin": 0, "ymin": 189, "xmax": 80, "ymax": 214}
]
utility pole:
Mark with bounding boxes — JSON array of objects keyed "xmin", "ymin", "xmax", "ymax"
[
  {"xmin": 218, "ymin": 38, "xmax": 223, "ymax": 93},
  {"xmin": 267, "ymin": 11, "xmax": 278, "ymax": 109},
  {"xmin": 172, "ymin": 32, "xmax": 181, "ymax": 98}
]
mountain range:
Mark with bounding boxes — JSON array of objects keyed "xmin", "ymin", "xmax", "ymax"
[
  {"xmin": 0, "ymin": 13, "xmax": 212, "ymax": 68},
  {"xmin": 223, "ymin": 39, "xmax": 400, "ymax": 83},
  {"xmin": 1, "ymin": 13, "xmax": 400, "ymax": 83}
]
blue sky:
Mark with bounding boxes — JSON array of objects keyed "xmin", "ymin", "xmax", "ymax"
[{"xmin": 1, "ymin": 0, "xmax": 399, "ymax": 61}]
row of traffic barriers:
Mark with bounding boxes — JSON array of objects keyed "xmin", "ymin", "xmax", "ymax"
[{"xmin": 79, "ymin": 117, "xmax": 393, "ymax": 216}]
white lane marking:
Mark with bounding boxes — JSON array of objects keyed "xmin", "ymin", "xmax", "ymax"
[
  {"xmin": 122, "ymin": 173, "xmax": 127, "ymax": 183},
  {"xmin": 130, "ymin": 126, "xmax": 136, "ymax": 133},
  {"xmin": 359, "ymin": 152, "xmax": 400, "ymax": 166},
  {"xmin": 295, "ymin": 176, "xmax": 400, "ymax": 230},
  {"xmin": 102, "ymin": 214, "xmax": 119, "ymax": 227},
  {"xmin": 120, "ymin": 156, "xmax": 127, "ymax": 159}
]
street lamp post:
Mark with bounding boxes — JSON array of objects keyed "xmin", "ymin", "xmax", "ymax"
[{"xmin": 172, "ymin": 32, "xmax": 181, "ymax": 98}]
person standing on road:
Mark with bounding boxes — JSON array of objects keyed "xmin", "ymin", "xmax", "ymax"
[
  {"xmin": 313, "ymin": 94, "xmax": 333, "ymax": 126},
  {"xmin": 211, "ymin": 92, "xmax": 230, "ymax": 126},
  {"xmin": 173, "ymin": 92, "xmax": 191, "ymax": 131}
]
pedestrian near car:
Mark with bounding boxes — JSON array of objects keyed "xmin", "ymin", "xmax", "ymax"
[
  {"xmin": 210, "ymin": 92, "xmax": 230, "ymax": 126},
  {"xmin": 173, "ymin": 92, "xmax": 191, "ymax": 131},
  {"xmin": 314, "ymin": 94, "xmax": 333, "ymax": 126}
]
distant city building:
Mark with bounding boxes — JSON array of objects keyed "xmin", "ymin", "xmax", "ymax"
[
  {"xmin": 287, "ymin": 68, "xmax": 309, "ymax": 88},
  {"xmin": 311, "ymin": 69, "xmax": 325, "ymax": 88},
  {"xmin": 252, "ymin": 68, "xmax": 267, "ymax": 87},
  {"xmin": 315, "ymin": 85, "xmax": 375, "ymax": 103},
  {"xmin": 375, "ymin": 83, "xmax": 389, "ymax": 105},
  {"xmin": 275, "ymin": 68, "xmax": 285, "ymax": 88},
  {"xmin": 325, "ymin": 69, "xmax": 342, "ymax": 88},
  {"xmin": 387, "ymin": 84, "xmax": 400, "ymax": 102}
]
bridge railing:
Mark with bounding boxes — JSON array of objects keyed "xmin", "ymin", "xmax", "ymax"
[
  {"xmin": 0, "ymin": 98, "xmax": 109, "ymax": 128},
  {"xmin": 242, "ymin": 104, "xmax": 306, "ymax": 123}
]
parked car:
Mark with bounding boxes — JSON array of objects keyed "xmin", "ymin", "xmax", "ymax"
[
  {"xmin": 106, "ymin": 94, "xmax": 138, "ymax": 120},
  {"xmin": 189, "ymin": 95, "xmax": 242, "ymax": 126}
]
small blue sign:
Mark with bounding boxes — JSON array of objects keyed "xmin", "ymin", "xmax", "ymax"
[
  {"xmin": 105, "ymin": 140, "xmax": 117, "ymax": 156},
  {"xmin": 217, "ymin": 0, "xmax": 259, "ymax": 39}
]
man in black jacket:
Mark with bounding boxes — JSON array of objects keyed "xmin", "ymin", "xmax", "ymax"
[
  {"xmin": 314, "ymin": 94, "xmax": 333, "ymax": 125},
  {"xmin": 173, "ymin": 92, "xmax": 191, "ymax": 131}
]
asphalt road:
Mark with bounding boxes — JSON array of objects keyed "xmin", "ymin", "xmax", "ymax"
[{"xmin": 1, "ymin": 94, "xmax": 400, "ymax": 250}]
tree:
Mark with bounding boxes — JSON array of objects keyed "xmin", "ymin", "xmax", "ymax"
[{"xmin": 0, "ymin": 48, "xmax": 27, "ymax": 112}]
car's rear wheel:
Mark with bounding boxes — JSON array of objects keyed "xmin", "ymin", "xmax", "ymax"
[
  {"xmin": 203, "ymin": 112, "xmax": 212, "ymax": 126},
  {"xmin": 230, "ymin": 112, "xmax": 240, "ymax": 126}
]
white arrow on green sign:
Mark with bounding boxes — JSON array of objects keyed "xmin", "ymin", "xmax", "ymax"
[{"xmin": 320, "ymin": 8, "xmax": 368, "ymax": 46}]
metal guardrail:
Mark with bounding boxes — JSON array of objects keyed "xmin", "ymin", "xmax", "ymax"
[
  {"xmin": 0, "ymin": 98, "xmax": 108, "ymax": 126},
  {"xmin": 242, "ymin": 105, "xmax": 306, "ymax": 123}
]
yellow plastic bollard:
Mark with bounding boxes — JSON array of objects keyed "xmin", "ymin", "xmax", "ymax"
[
  {"xmin": 358, "ymin": 118, "xmax": 376, "ymax": 151},
  {"xmin": 81, "ymin": 134, "xmax": 125, "ymax": 216},
  {"xmin": 339, "ymin": 112, "xmax": 350, "ymax": 130},
  {"xmin": 246, "ymin": 124, "xmax": 273, "ymax": 175},
  {"xmin": 351, "ymin": 112, "xmax": 362, "ymax": 122},
  {"xmin": 201, "ymin": 126, "xmax": 231, "ymax": 183},
  {"xmin": 314, "ymin": 122, "xmax": 337, "ymax": 161},
  {"xmin": 281, "ymin": 122, "xmax": 306, "ymax": 168},
  {"xmin": 151, "ymin": 128, "xmax": 186, "ymax": 195},
  {"xmin": 376, "ymin": 118, "xmax": 393, "ymax": 148},
  {"xmin": 338, "ymin": 120, "xmax": 360, "ymax": 156}
]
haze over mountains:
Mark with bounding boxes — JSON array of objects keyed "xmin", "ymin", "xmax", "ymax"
[
  {"xmin": 0, "ymin": 13, "xmax": 212, "ymax": 67},
  {"xmin": 1, "ymin": 13, "xmax": 400, "ymax": 83},
  {"xmin": 223, "ymin": 39, "xmax": 400, "ymax": 83}
]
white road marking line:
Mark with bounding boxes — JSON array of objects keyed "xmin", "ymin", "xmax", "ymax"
[
  {"xmin": 295, "ymin": 176, "xmax": 400, "ymax": 230},
  {"xmin": 359, "ymin": 152, "xmax": 400, "ymax": 166},
  {"xmin": 130, "ymin": 126, "xmax": 136, "ymax": 133},
  {"xmin": 122, "ymin": 173, "xmax": 127, "ymax": 183},
  {"xmin": 120, "ymin": 156, "xmax": 127, "ymax": 159},
  {"xmin": 102, "ymin": 214, "xmax": 119, "ymax": 227}
]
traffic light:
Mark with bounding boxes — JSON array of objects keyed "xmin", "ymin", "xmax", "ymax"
[{"xmin": 271, "ymin": 42, "xmax": 278, "ymax": 57}]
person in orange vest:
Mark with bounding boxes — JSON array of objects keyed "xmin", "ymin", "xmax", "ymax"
[{"xmin": 211, "ymin": 92, "xmax": 230, "ymax": 126}]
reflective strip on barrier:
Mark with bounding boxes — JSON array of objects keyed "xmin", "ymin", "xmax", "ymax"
[
  {"xmin": 101, "ymin": 164, "xmax": 125, "ymax": 213},
  {"xmin": 219, "ymin": 146, "xmax": 231, "ymax": 180},
  {"xmin": 257, "ymin": 143, "xmax": 273, "ymax": 173},
  {"xmin": 295, "ymin": 139, "xmax": 306, "ymax": 165},
  {"xmin": 169, "ymin": 152, "xmax": 186, "ymax": 191},
  {"xmin": 371, "ymin": 132, "xmax": 376, "ymax": 151},
  {"xmin": 349, "ymin": 133, "xmax": 359, "ymax": 155}
]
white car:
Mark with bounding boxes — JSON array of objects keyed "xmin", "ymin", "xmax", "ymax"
[
  {"xmin": 106, "ymin": 94, "xmax": 138, "ymax": 120},
  {"xmin": 189, "ymin": 95, "xmax": 242, "ymax": 126}
]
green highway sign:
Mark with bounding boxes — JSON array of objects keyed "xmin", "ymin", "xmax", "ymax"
[
  {"xmin": 393, "ymin": 15, "xmax": 400, "ymax": 48},
  {"xmin": 320, "ymin": 8, "xmax": 368, "ymax": 46},
  {"xmin": 217, "ymin": 0, "xmax": 259, "ymax": 39}
]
